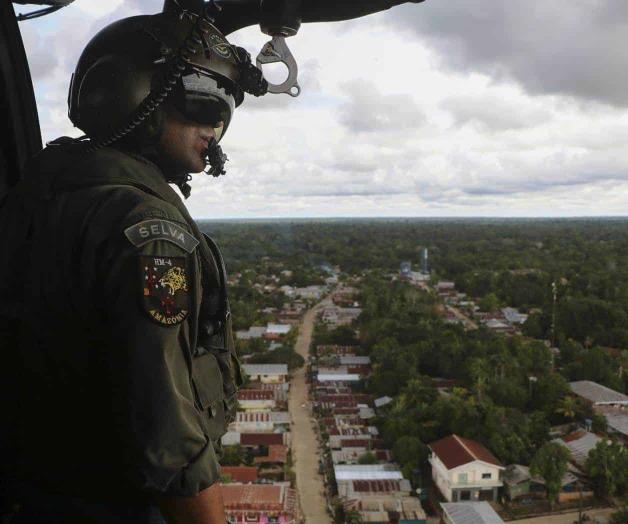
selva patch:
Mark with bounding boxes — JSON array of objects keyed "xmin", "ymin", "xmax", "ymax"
[
  {"xmin": 140, "ymin": 255, "xmax": 190, "ymax": 326},
  {"xmin": 125, "ymin": 219, "xmax": 199, "ymax": 253}
]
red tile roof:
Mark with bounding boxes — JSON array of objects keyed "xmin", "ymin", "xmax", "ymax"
[
  {"xmin": 429, "ymin": 434, "xmax": 503, "ymax": 469},
  {"xmin": 221, "ymin": 466, "xmax": 258, "ymax": 483},
  {"xmin": 254, "ymin": 444, "xmax": 288, "ymax": 464},
  {"xmin": 237, "ymin": 389, "xmax": 274, "ymax": 401},
  {"xmin": 240, "ymin": 433, "xmax": 284, "ymax": 446},
  {"xmin": 221, "ymin": 484, "xmax": 283, "ymax": 509}
]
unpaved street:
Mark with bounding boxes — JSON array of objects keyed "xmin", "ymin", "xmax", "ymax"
[
  {"xmin": 290, "ymin": 298, "xmax": 333, "ymax": 524},
  {"xmin": 510, "ymin": 507, "xmax": 615, "ymax": 524}
]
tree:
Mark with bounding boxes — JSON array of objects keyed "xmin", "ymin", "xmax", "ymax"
[
  {"xmin": 591, "ymin": 412, "xmax": 607, "ymax": 434},
  {"xmin": 555, "ymin": 396, "xmax": 578, "ymax": 421},
  {"xmin": 586, "ymin": 440, "xmax": 628, "ymax": 498},
  {"xmin": 479, "ymin": 293, "xmax": 500, "ymax": 312},
  {"xmin": 357, "ymin": 452, "xmax": 378, "ymax": 465},
  {"xmin": 468, "ymin": 358, "xmax": 490, "ymax": 402},
  {"xmin": 345, "ymin": 509, "xmax": 364, "ymax": 524},
  {"xmin": 530, "ymin": 442, "xmax": 571, "ymax": 507}
]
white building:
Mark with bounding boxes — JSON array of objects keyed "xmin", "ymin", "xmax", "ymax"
[
  {"xmin": 317, "ymin": 373, "xmax": 361, "ymax": 383},
  {"xmin": 429, "ymin": 434, "xmax": 504, "ymax": 502},
  {"xmin": 235, "ymin": 326, "xmax": 266, "ymax": 340},
  {"xmin": 502, "ymin": 307, "xmax": 529, "ymax": 325},
  {"xmin": 242, "ymin": 363, "xmax": 289, "ymax": 384}
]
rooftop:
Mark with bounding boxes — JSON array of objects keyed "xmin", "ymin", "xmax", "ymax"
[
  {"xmin": 221, "ymin": 466, "xmax": 258, "ymax": 483},
  {"xmin": 266, "ymin": 323, "xmax": 292, "ymax": 334},
  {"xmin": 254, "ymin": 444, "xmax": 288, "ymax": 464},
  {"xmin": 441, "ymin": 502, "xmax": 504, "ymax": 524},
  {"xmin": 556, "ymin": 430, "xmax": 602, "ymax": 466},
  {"xmin": 318, "ymin": 373, "xmax": 361, "ymax": 382},
  {"xmin": 569, "ymin": 380, "xmax": 628, "ymax": 405},
  {"xmin": 339, "ymin": 355, "xmax": 371, "ymax": 365},
  {"xmin": 241, "ymin": 433, "xmax": 284, "ymax": 447},
  {"xmin": 334, "ymin": 464, "xmax": 404, "ymax": 481},
  {"xmin": 429, "ymin": 434, "xmax": 503, "ymax": 470},
  {"xmin": 237, "ymin": 389, "xmax": 275, "ymax": 401},
  {"xmin": 242, "ymin": 363, "xmax": 289, "ymax": 376},
  {"xmin": 221, "ymin": 484, "xmax": 293, "ymax": 511}
]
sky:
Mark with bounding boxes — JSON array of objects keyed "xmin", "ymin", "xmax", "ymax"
[{"xmin": 17, "ymin": 0, "xmax": 628, "ymax": 219}]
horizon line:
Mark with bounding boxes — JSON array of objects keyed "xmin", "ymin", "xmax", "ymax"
[{"xmin": 194, "ymin": 215, "xmax": 628, "ymax": 221}]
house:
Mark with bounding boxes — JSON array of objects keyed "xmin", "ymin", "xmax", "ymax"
[
  {"xmin": 230, "ymin": 410, "xmax": 291, "ymax": 433},
  {"xmin": 317, "ymin": 373, "xmax": 361, "ymax": 383},
  {"xmin": 555, "ymin": 430, "xmax": 602, "ymax": 468},
  {"xmin": 240, "ymin": 432, "xmax": 288, "ymax": 449},
  {"xmin": 221, "ymin": 466, "xmax": 258, "ymax": 484},
  {"xmin": 341, "ymin": 482, "xmax": 427, "ymax": 524},
  {"xmin": 254, "ymin": 444, "xmax": 289, "ymax": 481},
  {"xmin": 263, "ymin": 323, "xmax": 292, "ymax": 340},
  {"xmin": 569, "ymin": 380, "xmax": 628, "ymax": 407},
  {"xmin": 294, "ymin": 285, "xmax": 325, "ymax": 300},
  {"xmin": 340, "ymin": 355, "xmax": 371, "ymax": 366},
  {"xmin": 242, "ymin": 364, "xmax": 289, "ymax": 384},
  {"xmin": 235, "ymin": 326, "xmax": 266, "ymax": 340},
  {"xmin": 428, "ymin": 434, "xmax": 504, "ymax": 502},
  {"xmin": 596, "ymin": 406, "xmax": 628, "ymax": 443},
  {"xmin": 221, "ymin": 484, "xmax": 298, "ymax": 524},
  {"xmin": 440, "ymin": 502, "xmax": 504, "ymax": 524},
  {"xmin": 503, "ymin": 463, "xmax": 591, "ymax": 503},
  {"xmin": 374, "ymin": 396, "xmax": 394, "ymax": 409},
  {"xmin": 501, "ymin": 307, "xmax": 528, "ymax": 325},
  {"xmin": 236, "ymin": 389, "xmax": 276, "ymax": 411},
  {"xmin": 334, "ymin": 464, "xmax": 405, "ymax": 482},
  {"xmin": 569, "ymin": 381, "xmax": 628, "ymax": 443}
]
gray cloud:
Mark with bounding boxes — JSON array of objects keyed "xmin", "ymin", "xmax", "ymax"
[
  {"xmin": 387, "ymin": 0, "xmax": 628, "ymax": 106},
  {"xmin": 441, "ymin": 93, "xmax": 552, "ymax": 131},
  {"xmin": 338, "ymin": 79, "xmax": 425, "ymax": 133}
]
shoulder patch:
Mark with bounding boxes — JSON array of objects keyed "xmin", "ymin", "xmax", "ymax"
[
  {"xmin": 125, "ymin": 219, "xmax": 199, "ymax": 253},
  {"xmin": 140, "ymin": 255, "xmax": 190, "ymax": 326}
]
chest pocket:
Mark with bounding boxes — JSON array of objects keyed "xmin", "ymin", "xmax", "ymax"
[{"xmin": 191, "ymin": 352, "xmax": 226, "ymax": 442}]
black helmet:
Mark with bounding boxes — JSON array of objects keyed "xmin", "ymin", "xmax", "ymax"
[{"xmin": 68, "ymin": 11, "xmax": 246, "ymax": 145}]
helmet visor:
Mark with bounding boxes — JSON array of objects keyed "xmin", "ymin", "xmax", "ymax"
[{"xmin": 173, "ymin": 70, "xmax": 235, "ymax": 143}]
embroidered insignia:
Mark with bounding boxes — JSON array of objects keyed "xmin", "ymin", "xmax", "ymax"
[
  {"xmin": 125, "ymin": 219, "xmax": 199, "ymax": 253},
  {"xmin": 140, "ymin": 255, "xmax": 190, "ymax": 326}
]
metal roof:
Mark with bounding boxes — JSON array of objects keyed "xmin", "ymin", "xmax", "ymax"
[
  {"xmin": 242, "ymin": 364, "xmax": 288, "ymax": 376},
  {"xmin": 318, "ymin": 373, "xmax": 360, "ymax": 382},
  {"xmin": 339, "ymin": 356, "xmax": 371, "ymax": 365},
  {"xmin": 441, "ymin": 502, "xmax": 504, "ymax": 524},
  {"xmin": 334, "ymin": 464, "xmax": 404, "ymax": 481},
  {"xmin": 569, "ymin": 381, "xmax": 628, "ymax": 405},
  {"xmin": 556, "ymin": 431, "xmax": 602, "ymax": 466}
]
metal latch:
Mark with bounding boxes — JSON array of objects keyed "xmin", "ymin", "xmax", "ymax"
[{"xmin": 256, "ymin": 35, "xmax": 301, "ymax": 97}]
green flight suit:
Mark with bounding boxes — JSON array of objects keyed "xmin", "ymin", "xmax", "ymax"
[{"xmin": 0, "ymin": 143, "xmax": 241, "ymax": 516}]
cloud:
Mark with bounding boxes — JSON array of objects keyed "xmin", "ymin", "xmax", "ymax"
[
  {"xmin": 441, "ymin": 92, "xmax": 552, "ymax": 131},
  {"xmin": 386, "ymin": 0, "xmax": 628, "ymax": 106},
  {"xmin": 18, "ymin": 2, "xmax": 628, "ymax": 218},
  {"xmin": 338, "ymin": 79, "xmax": 426, "ymax": 133}
]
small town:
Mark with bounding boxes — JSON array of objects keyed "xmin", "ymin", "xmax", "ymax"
[{"xmin": 215, "ymin": 251, "xmax": 628, "ymax": 524}]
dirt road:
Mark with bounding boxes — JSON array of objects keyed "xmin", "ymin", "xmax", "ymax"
[
  {"xmin": 290, "ymin": 298, "xmax": 333, "ymax": 524},
  {"xmin": 510, "ymin": 507, "xmax": 615, "ymax": 523}
]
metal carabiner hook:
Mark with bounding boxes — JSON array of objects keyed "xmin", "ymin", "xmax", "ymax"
[{"xmin": 255, "ymin": 35, "xmax": 301, "ymax": 97}]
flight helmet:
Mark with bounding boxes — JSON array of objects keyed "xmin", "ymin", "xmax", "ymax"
[{"xmin": 68, "ymin": 10, "xmax": 264, "ymax": 148}]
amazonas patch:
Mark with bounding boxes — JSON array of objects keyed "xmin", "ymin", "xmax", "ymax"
[{"xmin": 140, "ymin": 255, "xmax": 190, "ymax": 326}]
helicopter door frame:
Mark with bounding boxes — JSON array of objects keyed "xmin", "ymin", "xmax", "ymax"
[{"xmin": 0, "ymin": 1, "xmax": 43, "ymax": 197}]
